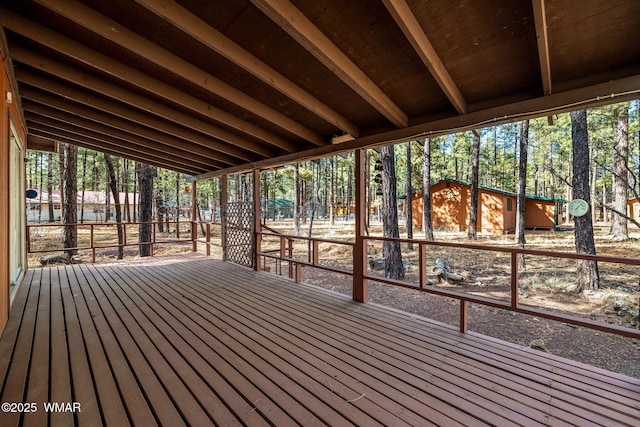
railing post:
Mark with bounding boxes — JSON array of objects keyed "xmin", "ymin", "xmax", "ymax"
[
  {"xmin": 419, "ymin": 243, "xmax": 426, "ymax": 289},
  {"xmin": 253, "ymin": 169, "xmax": 261, "ymax": 271},
  {"xmin": 511, "ymin": 251, "xmax": 518, "ymax": 309},
  {"xmin": 221, "ymin": 175, "xmax": 228, "ymax": 262},
  {"xmin": 152, "ymin": 221, "xmax": 156, "ymax": 256},
  {"xmin": 294, "ymin": 263, "xmax": 302, "ymax": 283},
  {"xmin": 206, "ymin": 223, "xmax": 211, "ymax": 256},
  {"xmin": 312, "ymin": 240, "xmax": 319, "ymax": 265},
  {"xmin": 353, "ymin": 149, "xmax": 368, "ymax": 302},
  {"xmin": 91, "ymin": 224, "xmax": 95, "ymax": 263},
  {"xmin": 460, "ymin": 300, "xmax": 468, "ymax": 333}
]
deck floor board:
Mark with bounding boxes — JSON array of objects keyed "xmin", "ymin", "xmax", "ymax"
[{"xmin": 1, "ymin": 254, "xmax": 639, "ymax": 426}]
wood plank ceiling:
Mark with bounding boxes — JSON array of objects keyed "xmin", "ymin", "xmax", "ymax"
[{"xmin": 1, "ymin": 0, "xmax": 639, "ymax": 178}]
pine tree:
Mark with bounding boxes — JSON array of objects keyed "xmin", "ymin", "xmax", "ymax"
[
  {"xmin": 105, "ymin": 154, "xmax": 124, "ymax": 259},
  {"xmin": 138, "ymin": 163, "xmax": 155, "ymax": 257},
  {"xmin": 571, "ymin": 110, "xmax": 599, "ymax": 291},
  {"xmin": 60, "ymin": 143, "xmax": 78, "ymax": 255},
  {"xmin": 468, "ymin": 131, "xmax": 480, "ymax": 239},
  {"xmin": 380, "ymin": 145, "xmax": 404, "ymax": 279}
]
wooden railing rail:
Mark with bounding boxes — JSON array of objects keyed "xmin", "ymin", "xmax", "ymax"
[
  {"xmin": 255, "ymin": 231, "xmax": 640, "ymax": 340},
  {"xmin": 192, "ymin": 220, "xmax": 223, "ymax": 256},
  {"xmin": 257, "ymin": 231, "xmax": 354, "ymax": 281},
  {"xmin": 27, "ymin": 221, "xmax": 193, "ymax": 262},
  {"xmin": 363, "ymin": 235, "xmax": 640, "ymax": 338}
]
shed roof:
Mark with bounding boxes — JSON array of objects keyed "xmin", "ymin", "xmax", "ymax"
[
  {"xmin": 426, "ymin": 178, "xmax": 566, "ymax": 202},
  {"xmin": 2, "ymin": 1, "xmax": 639, "ymax": 178}
]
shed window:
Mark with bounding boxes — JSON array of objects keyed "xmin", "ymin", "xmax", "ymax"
[{"xmin": 507, "ymin": 198, "xmax": 513, "ymax": 211}]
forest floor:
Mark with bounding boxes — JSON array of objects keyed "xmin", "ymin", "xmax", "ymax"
[
  {"xmin": 27, "ymin": 219, "xmax": 640, "ymax": 378},
  {"xmin": 262, "ymin": 220, "xmax": 640, "ymax": 379}
]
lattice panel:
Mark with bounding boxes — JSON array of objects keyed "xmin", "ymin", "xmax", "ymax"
[{"xmin": 224, "ymin": 201, "xmax": 254, "ymax": 268}]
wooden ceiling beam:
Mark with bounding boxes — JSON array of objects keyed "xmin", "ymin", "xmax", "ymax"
[
  {"xmin": 27, "ymin": 134, "xmax": 58, "ymax": 153},
  {"xmin": 382, "ymin": 0, "xmax": 468, "ymax": 114},
  {"xmin": 0, "ymin": 8, "xmax": 295, "ymax": 152},
  {"xmin": 11, "ymin": 47, "xmax": 266, "ymax": 161},
  {"xmin": 532, "ymin": 0, "xmax": 552, "ymax": 95},
  {"xmin": 135, "ymin": 0, "xmax": 359, "ymax": 139},
  {"xmin": 23, "ymin": 101, "xmax": 227, "ymax": 170},
  {"xmin": 251, "ymin": 0, "xmax": 409, "ymax": 128},
  {"xmin": 29, "ymin": 126, "xmax": 204, "ymax": 175},
  {"xmin": 26, "ymin": 114, "xmax": 209, "ymax": 170},
  {"xmin": 34, "ymin": 0, "xmax": 323, "ymax": 147},
  {"xmin": 21, "ymin": 92, "xmax": 236, "ymax": 165},
  {"xmin": 194, "ymin": 74, "xmax": 640, "ymax": 180},
  {"xmin": 15, "ymin": 69, "xmax": 258, "ymax": 165}
]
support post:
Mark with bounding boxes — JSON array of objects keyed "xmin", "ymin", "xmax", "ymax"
[
  {"xmin": 460, "ymin": 300, "xmax": 468, "ymax": 333},
  {"xmin": 221, "ymin": 175, "xmax": 228, "ymax": 261},
  {"xmin": 353, "ymin": 149, "xmax": 368, "ymax": 302},
  {"xmin": 419, "ymin": 243, "xmax": 426, "ymax": 289},
  {"xmin": 205, "ymin": 223, "xmax": 211, "ymax": 256},
  {"xmin": 191, "ymin": 180, "xmax": 197, "ymax": 252},
  {"xmin": 253, "ymin": 169, "xmax": 261, "ymax": 271}
]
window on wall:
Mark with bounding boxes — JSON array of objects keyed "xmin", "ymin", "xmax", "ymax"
[{"xmin": 506, "ymin": 198, "xmax": 513, "ymax": 212}]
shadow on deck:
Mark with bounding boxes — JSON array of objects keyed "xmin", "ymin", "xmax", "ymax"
[{"xmin": 1, "ymin": 254, "xmax": 638, "ymax": 426}]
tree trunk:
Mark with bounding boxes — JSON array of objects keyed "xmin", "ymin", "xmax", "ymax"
[
  {"xmin": 156, "ymin": 190, "xmax": 165, "ymax": 233},
  {"xmin": 611, "ymin": 103, "xmax": 629, "ymax": 241},
  {"xmin": 571, "ymin": 110, "xmax": 599, "ymax": 291},
  {"xmin": 79, "ymin": 149, "xmax": 87, "ymax": 223},
  {"xmin": 406, "ymin": 141, "xmax": 413, "ymax": 250},
  {"xmin": 105, "ymin": 170, "xmax": 110, "ymax": 222},
  {"xmin": 176, "ymin": 173, "xmax": 181, "ymax": 238},
  {"xmin": 133, "ymin": 163, "xmax": 138, "ymax": 222},
  {"xmin": 380, "ymin": 145, "xmax": 404, "ymax": 280},
  {"xmin": 47, "ymin": 152, "xmax": 55, "ymax": 221},
  {"xmin": 60, "ymin": 143, "xmax": 78, "ymax": 255},
  {"xmin": 38, "ymin": 153, "xmax": 43, "ymax": 222},
  {"xmin": 516, "ymin": 120, "xmax": 529, "ymax": 247},
  {"xmin": 294, "ymin": 163, "xmax": 301, "ymax": 235},
  {"xmin": 422, "ymin": 138, "xmax": 434, "ymax": 240},
  {"xmin": 468, "ymin": 131, "xmax": 480, "ymax": 239},
  {"xmin": 123, "ymin": 158, "xmax": 131, "ymax": 222},
  {"xmin": 104, "ymin": 154, "xmax": 124, "ymax": 259},
  {"xmin": 138, "ymin": 163, "xmax": 155, "ymax": 257}
]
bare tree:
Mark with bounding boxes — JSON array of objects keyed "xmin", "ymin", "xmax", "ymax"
[
  {"xmin": 571, "ymin": 110, "xmax": 599, "ymax": 291},
  {"xmin": 380, "ymin": 145, "xmax": 404, "ymax": 279},
  {"xmin": 468, "ymin": 131, "xmax": 480, "ymax": 239},
  {"xmin": 105, "ymin": 154, "xmax": 124, "ymax": 259},
  {"xmin": 422, "ymin": 138, "xmax": 434, "ymax": 240}
]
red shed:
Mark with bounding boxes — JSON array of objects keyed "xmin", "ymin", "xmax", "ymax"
[{"xmin": 411, "ymin": 179, "xmax": 563, "ymax": 234}]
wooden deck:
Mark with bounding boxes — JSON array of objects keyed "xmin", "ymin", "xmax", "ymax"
[{"xmin": 1, "ymin": 254, "xmax": 638, "ymax": 426}]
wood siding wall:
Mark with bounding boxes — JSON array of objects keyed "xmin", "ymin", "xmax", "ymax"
[
  {"xmin": 1, "ymin": 52, "xmax": 27, "ymax": 335},
  {"xmin": 412, "ymin": 180, "xmax": 557, "ymax": 234}
]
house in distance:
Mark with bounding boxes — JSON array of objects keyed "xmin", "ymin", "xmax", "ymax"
[{"xmin": 409, "ymin": 179, "xmax": 565, "ymax": 234}]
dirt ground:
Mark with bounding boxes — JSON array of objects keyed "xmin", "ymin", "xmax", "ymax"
[
  {"xmin": 28, "ymin": 219, "xmax": 640, "ymax": 378},
  {"xmin": 261, "ymin": 220, "xmax": 640, "ymax": 379}
]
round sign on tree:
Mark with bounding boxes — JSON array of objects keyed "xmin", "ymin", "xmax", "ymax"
[{"xmin": 568, "ymin": 199, "xmax": 589, "ymax": 217}]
